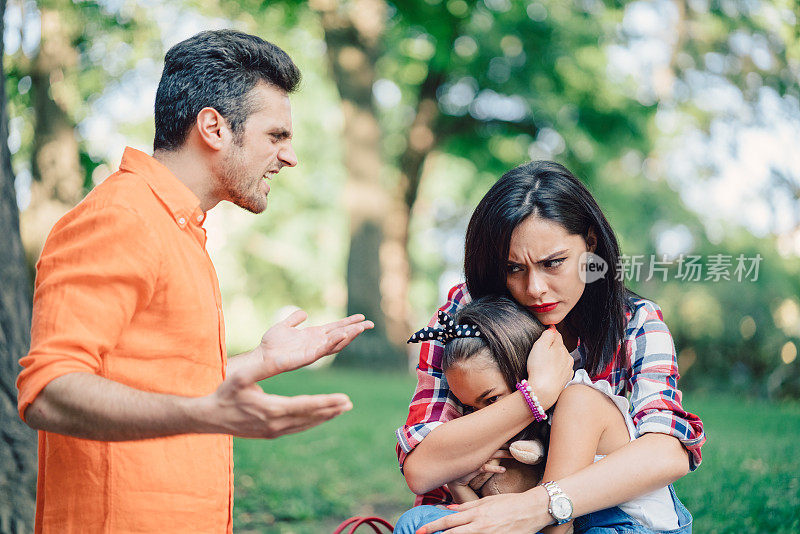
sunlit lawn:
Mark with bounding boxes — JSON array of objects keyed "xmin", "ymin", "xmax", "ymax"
[{"xmin": 232, "ymin": 368, "xmax": 800, "ymax": 533}]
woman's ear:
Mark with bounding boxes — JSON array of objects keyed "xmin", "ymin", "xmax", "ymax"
[{"xmin": 585, "ymin": 227, "xmax": 598, "ymax": 253}]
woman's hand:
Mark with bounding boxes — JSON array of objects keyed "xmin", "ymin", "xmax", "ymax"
[
  {"xmin": 526, "ymin": 326, "xmax": 574, "ymax": 410},
  {"xmin": 416, "ymin": 487, "xmax": 552, "ymax": 533}
]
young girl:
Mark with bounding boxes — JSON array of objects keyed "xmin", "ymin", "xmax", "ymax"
[{"xmin": 395, "ymin": 295, "xmax": 692, "ymax": 534}]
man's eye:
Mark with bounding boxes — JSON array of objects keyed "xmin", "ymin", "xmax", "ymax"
[{"xmin": 544, "ymin": 258, "xmax": 566, "ymax": 269}]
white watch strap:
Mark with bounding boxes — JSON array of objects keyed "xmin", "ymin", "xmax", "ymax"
[{"xmin": 543, "ymin": 480, "xmax": 564, "ymax": 498}]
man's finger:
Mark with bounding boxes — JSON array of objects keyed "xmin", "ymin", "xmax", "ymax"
[
  {"xmin": 281, "ymin": 309, "xmax": 308, "ymax": 328},
  {"xmin": 274, "ymin": 393, "xmax": 352, "ymax": 415},
  {"xmin": 328, "ymin": 321, "xmax": 374, "ymax": 353},
  {"xmin": 272, "ymin": 407, "xmax": 349, "ymax": 436},
  {"xmin": 322, "ymin": 313, "xmax": 368, "ymax": 333}
]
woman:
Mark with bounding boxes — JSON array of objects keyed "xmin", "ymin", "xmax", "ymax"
[{"xmin": 395, "ymin": 161, "xmax": 705, "ymax": 533}]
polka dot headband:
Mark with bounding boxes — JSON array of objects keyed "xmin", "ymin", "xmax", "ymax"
[{"xmin": 407, "ymin": 310, "xmax": 482, "ymax": 345}]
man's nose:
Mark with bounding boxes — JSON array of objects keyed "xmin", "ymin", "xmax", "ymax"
[{"xmin": 279, "ymin": 142, "xmax": 298, "ymax": 167}]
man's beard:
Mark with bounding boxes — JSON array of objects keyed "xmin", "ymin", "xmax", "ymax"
[{"xmin": 219, "ymin": 145, "xmax": 267, "ymax": 214}]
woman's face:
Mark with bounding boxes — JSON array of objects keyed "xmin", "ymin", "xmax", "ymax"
[
  {"xmin": 445, "ymin": 351, "xmax": 513, "ymax": 411},
  {"xmin": 505, "ymin": 215, "xmax": 595, "ymax": 326}
]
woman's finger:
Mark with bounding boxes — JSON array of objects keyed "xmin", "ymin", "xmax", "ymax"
[{"xmin": 417, "ymin": 509, "xmax": 473, "ymax": 534}]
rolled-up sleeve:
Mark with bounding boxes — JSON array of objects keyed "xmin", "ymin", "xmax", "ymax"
[
  {"xmin": 395, "ymin": 284, "xmax": 470, "ymax": 469},
  {"xmin": 626, "ymin": 301, "xmax": 706, "ymax": 470},
  {"xmin": 17, "ymin": 205, "xmax": 159, "ymax": 421}
]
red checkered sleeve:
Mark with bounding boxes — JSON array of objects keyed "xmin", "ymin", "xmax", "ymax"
[
  {"xmin": 624, "ymin": 299, "xmax": 706, "ymax": 470},
  {"xmin": 395, "ymin": 284, "xmax": 472, "ymax": 505}
]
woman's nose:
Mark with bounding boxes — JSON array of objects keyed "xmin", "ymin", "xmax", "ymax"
[{"xmin": 526, "ymin": 271, "xmax": 547, "ymax": 299}]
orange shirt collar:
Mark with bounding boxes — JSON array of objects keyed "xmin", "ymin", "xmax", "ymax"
[{"xmin": 119, "ymin": 147, "xmax": 205, "ymax": 227}]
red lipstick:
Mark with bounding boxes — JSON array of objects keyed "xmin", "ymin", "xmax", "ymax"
[{"xmin": 530, "ymin": 302, "xmax": 558, "ymax": 313}]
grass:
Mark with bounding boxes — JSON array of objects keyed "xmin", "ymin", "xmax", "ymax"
[{"xmin": 233, "ymin": 368, "xmax": 800, "ymax": 533}]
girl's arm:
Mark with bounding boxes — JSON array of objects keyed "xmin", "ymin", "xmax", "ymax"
[
  {"xmin": 404, "ymin": 390, "xmax": 534, "ymax": 494},
  {"xmin": 403, "ymin": 328, "xmax": 574, "ymax": 494},
  {"xmin": 446, "ymin": 483, "xmax": 480, "ymax": 504}
]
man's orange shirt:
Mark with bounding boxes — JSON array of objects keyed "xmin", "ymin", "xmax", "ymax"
[{"xmin": 17, "ymin": 148, "xmax": 233, "ymax": 533}]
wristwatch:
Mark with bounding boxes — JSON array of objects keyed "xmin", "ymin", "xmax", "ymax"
[{"xmin": 543, "ymin": 481, "xmax": 573, "ymax": 525}]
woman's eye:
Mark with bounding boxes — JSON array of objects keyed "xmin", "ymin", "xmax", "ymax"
[
  {"xmin": 544, "ymin": 258, "xmax": 566, "ymax": 269},
  {"xmin": 506, "ymin": 263, "xmax": 523, "ymax": 274},
  {"xmin": 486, "ymin": 396, "xmax": 500, "ymax": 405}
]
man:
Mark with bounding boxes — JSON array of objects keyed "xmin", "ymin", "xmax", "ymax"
[{"xmin": 16, "ymin": 30, "xmax": 372, "ymax": 533}]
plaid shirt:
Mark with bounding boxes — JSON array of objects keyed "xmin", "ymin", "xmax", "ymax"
[{"xmin": 396, "ymin": 283, "xmax": 706, "ymax": 505}]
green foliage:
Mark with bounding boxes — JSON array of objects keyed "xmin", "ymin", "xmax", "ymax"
[{"xmin": 674, "ymin": 392, "xmax": 800, "ymax": 533}]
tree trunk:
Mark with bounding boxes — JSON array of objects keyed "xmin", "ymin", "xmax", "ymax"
[
  {"xmin": 20, "ymin": 6, "xmax": 83, "ymax": 269},
  {"xmin": 0, "ymin": 0, "xmax": 38, "ymax": 530},
  {"xmin": 311, "ymin": 0, "xmax": 445, "ymax": 368},
  {"xmin": 313, "ymin": 0, "xmax": 409, "ymax": 367}
]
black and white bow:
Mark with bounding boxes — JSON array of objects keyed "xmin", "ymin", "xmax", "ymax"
[{"xmin": 407, "ymin": 310, "xmax": 482, "ymax": 344}]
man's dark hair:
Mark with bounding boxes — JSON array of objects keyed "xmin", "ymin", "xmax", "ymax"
[{"xmin": 154, "ymin": 29, "xmax": 301, "ymax": 151}]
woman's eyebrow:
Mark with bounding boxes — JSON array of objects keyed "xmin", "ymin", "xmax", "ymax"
[
  {"xmin": 507, "ymin": 249, "xmax": 568, "ymax": 264},
  {"xmin": 535, "ymin": 249, "xmax": 568, "ymax": 263}
]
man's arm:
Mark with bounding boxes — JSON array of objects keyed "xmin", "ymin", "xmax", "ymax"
[{"xmin": 24, "ymin": 311, "xmax": 373, "ymax": 441}]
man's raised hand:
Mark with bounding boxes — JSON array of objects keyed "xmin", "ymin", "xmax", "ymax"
[
  {"xmin": 198, "ymin": 310, "xmax": 372, "ymax": 439},
  {"xmin": 252, "ymin": 310, "xmax": 373, "ymax": 379}
]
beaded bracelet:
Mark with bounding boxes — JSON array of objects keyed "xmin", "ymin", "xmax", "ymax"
[{"xmin": 516, "ymin": 379, "xmax": 547, "ymax": 422}]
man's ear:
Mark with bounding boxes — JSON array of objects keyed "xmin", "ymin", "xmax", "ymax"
[
  {"xmin": 585, "ymin": 227, "xmax": 598, "ymax": 253},
  {"xmin": 195, "ymin": 107, "xmax": 229, "ymax": 151}
]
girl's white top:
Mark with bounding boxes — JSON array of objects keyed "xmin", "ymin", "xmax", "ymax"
[{"xmin": 566, "ymin": 368, "xmax": 681, "ymax": 531}]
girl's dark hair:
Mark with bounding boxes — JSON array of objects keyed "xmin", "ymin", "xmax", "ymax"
[
  {"xmin": 442, "ymin": 296, "xmax": 545, "ymax": 391},
  {"xmin": 442, "ymin": 295, "xmax": 547, "ymax": 442},
  {"xmin": 464, "ymin": 161, "xmax": 628, "ymax": 376},
  {"xmin": 154, "ymin": 29, "xmax": 301, "ymax": 151}
]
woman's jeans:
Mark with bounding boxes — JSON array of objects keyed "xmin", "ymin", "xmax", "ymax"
[{"xmin": 394, "ymin": 484, "xmax": 692, "ymax": 534}]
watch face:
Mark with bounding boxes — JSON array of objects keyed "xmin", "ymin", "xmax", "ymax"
[{"xmin": 551, "ymin": 495, "xmax": 573, "ymax": 520}]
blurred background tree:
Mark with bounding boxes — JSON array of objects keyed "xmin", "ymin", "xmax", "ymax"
[
  {"xmin": 3, "ymin": 0, "xmax": 798, "ymax": 392},
  {"xmin": 1, "ymin": 0, "xmax": 36, "ymax": 530}
]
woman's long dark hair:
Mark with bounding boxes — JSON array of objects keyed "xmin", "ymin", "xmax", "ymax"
[
  {"xmin": 442, "ymin": 295, "xmax": 547, "ymax": 442},
  {"xmin": 464, "ymin": 161, "xmax": 628, "ymax": 376}
]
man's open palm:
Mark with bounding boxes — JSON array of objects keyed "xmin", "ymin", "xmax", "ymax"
[{"xmin": 254, "ymin": 309, "xmax": 374, "ymax": 379}]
